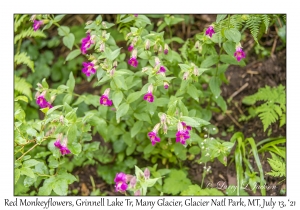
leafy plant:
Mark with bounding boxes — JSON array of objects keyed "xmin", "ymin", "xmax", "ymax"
[
  {"xmin": 266, "ymin": 152, "xmax": 286, "ymax": 179},
  {"xmin": 241, "ymin": 85, "xmax": 286, "ymax": 131}
]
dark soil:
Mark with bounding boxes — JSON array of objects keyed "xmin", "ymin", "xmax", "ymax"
[{"xmin": 55, "ymin": 15, "xmax": 286, "ymax": 196}]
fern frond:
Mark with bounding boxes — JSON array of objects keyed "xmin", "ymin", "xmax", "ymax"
[
  {"xmin": 14, "ymin": 76, "xmax": 33, "ymax": 100},
  {"xmin": 261, "ymin": 15, "xmax": 270, "ymax": 33},
  {"xmin": 242, "ymin": 85, "xmax": 286, "ymax": 131},
  {"xmin": 266, "ymin": 152, "xmax": 286, "ymax": 178},
  {"xmin": 246, "ymin": 15, "xmax": 262, "ymax": 43},
  {"xmin": 14, "ymin": 15, "xmax": 28, "ymax": 32},
  {"xmin": 14, "ymin": 52, "xmax": 34, "ymax": 72},
  {"xmin": 230, "ymin": 15, "xmax": 245, "ymax": 30},
  {"xmin": 14, "ymin": 28, "xmax": 46, "ymax": 44}
]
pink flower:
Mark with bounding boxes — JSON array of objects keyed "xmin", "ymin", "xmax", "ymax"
[
  {"xmin": 158, "ymin": 66, "xmax": 166, "ymax": 73},
  {"xmin": 164, "ymin": 44, "xmax": 169, "ymax": 55},
  {"xmin": 128, "ymin": 44, "xmax": 134, "ymax": 52},
  {"xmin": 54, "ymin": 139, "xmax": 62, "ymax": 149},
  {"xmin": 164, "ymin": 82, "xmax": 169, "ymax": 89},
  {"xmin": 33, "ymin": 20, "xmax": 43, "ymax": 31},
  {"xmin": 148, "ymin": 123, "xmax": 161, "ymax": 145},
  {"xmin": 128, "ymin": 57, "xmax": 138, "ymax": 67},
  {"xmin": 60, "ymin": 146, "xmax": 71, "ymax": 155},
  {"xmin": 80, "ymin": 33, "xmax": 94, "ymax": 54},
  {"xmin": 114, "ymin": 172, "xmax": 128, "ymax": 192},
  {"xmin": 100, "ymin": 88, "xmax": 113, "ymax": 106},
  {"xmin": 82, "ymin": 62, "xmax": 96, "ymax": 77},
  {"xmin": 54, "ymin": 137, "xmax": 71, "ymax": 156},
  {"xmin": 144, "ymin": 168, "xmax": 150, "ymax": 179},
  {"xmin": 143, "ymin": 92, "xmax": 154, "ymax": 103},
  {"xmin": 205, "ymin": 25, "xmax": 215, "ymax": 38},
  {"xmin": 36, "ymin": 92, "xmax": 53, "ymax": 109},
  {"xmin": 181, "ymin": 122, "xmax": 192, "ymax": 132},
  {"xmin": 234, "ymin": 47, "xmax": 246, "ymax": 62},
  {"xmin": 176, "ymin": 122, "xmax": 190, "ymax": 145}
]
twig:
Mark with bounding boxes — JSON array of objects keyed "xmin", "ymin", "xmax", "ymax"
[
  {"xmin": 271, "ymin": 36, "xmax": 278, "ymax": 57},
  {"xmin": 229, "ymin": 83, "xmax": 249, "ymax": 100},
  {"xmin": 16, "ymin": 143, "xmax": 38, "ymax": 161},
  {"xmin": 226, "ymin": 112, "xmax": 243, "ymax": 129}
]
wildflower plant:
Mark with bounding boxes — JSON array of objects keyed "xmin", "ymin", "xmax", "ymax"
[{"xmin": 14, "ymin": 14, "xmax": 285, "ymax": 196}]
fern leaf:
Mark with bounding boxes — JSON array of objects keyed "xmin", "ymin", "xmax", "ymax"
[
  {"xmin": 261, "ymin": 15, "xmax": 270, "ymax": 33},
  {"xmin": 14, "ymin": 52, "xmax": 34, "ymax": 72},
  {"xmin": 246, "ymin": 15, "xmax": 262, "ymax": 43},
  {"xmin": 256, "ymin": 103, "xmax": 278, "ymax": 131},
  {"xmin": 14, "ymin": 15, "xmax": 28, "ymax": 32},
  {"xmin": 14, "ymin": 76, "xmax": 33, "ymax": 100},
  {"xmin": 279, "ymin": 113, "xmax": 286, "ymax": 127},
  {"xmin": 266, "ymin": 152, "xmax": 286, "ymax": 178},
  {"xmin": 14, "ymin": 28, "xmax": 46, "ymax": 44}
]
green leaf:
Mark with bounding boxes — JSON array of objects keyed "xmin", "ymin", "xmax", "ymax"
[
  {"xmin": 20, "ymin": 167, "xmax": 35, "ymax": 179},
  {"xmin": 38, "ymin": 177, "xmax": 55, "ymax": 195},
  {"xmin": 23, "ymin": 159, "xmax": 40, "ymax": 168},
  {"xmin": 57, "ymin": 26, "xmax": 70, "ymax": 36},
  {"xmin": 53, "ymin": 179, "xmax": 68, "ymax": 195},
  {"xmin": 187, "ymin": 84, "xmax": 199, "ymax": 102},
  {"xmin": 116, "ymin": 103, "xmax": 129, "ymax": 120},
  {"xmin": 112, "ymin": 90, "xmax": 123, "ymax": 108},
  {"xmin": 69, "ymin": 142, "xmax": 82, "ymax": 155},
  {"xmin": 189, "ymin": 146, "xmax": 201, "ymax": 155},
  {"xmin": 66, "ymin": 72, "xmax": 75, "ymax": 93},
  {"xmin": 14, "ymin": 76, "xmax": 32, "ymax": 100},
  {"xmin": 144, "ymin": 144, "xmax": 155, "ymax": 154},
  {"xmin": 209, "ymin": 76, "xmax": 221, "ymax": 97},
  {"xmin": 220, "ymin": 54, "xmax": 245, "ymax": 66},
  {"xmin": 224, "ymin": 28, "xmax": 241, "ymax": 43},
  {"xmin": 66, "ymin": 49, "xmax": 81, "ymax": 61},
  {"xmin": 180, "ymin": 116, "xmax": 200, "ymax": 127},
  {"xmin": 223, "ymin": 41, "xmax": 236, "ymax": 56},
  {"xmin": 26, "ymin": 128, "xmax": 37, "ymax": 137},
  {"xmin": 15, "ymin": 169, "xmax": 20, "ymax": 184},
  {"xmin": 54, "ymin": 15, "xmax": 65, "ymax": 22},
  {"xmin": 14, "ymin": 96, "xmax": 28, "ymax": 103},
  {"xmin": 14, "ymin": 52, "xmax": 34, "ymax": 72},
  {"xmin": 67, "ymin": 124, "xmax": 77, "ymax": 143},
  {"xmin": 24, "ymin": 176, "xmax": 37, "ymax": 187},
  {"xmin": 216, "ymin": 15, "xmax": 227, "ymax": 23},
  {"xmin": 63, "ymin": 33, "xmax": 75, "ymax": 50},
  {"xmin": 163, "ymin": 170, "xmax": 191, "ymax": 195},
  {"xmin": 145, "ymin": 178, "xmax": 160, "ymax": 187},
  {"xmin": 113, "ymin": 76, "xmax": 127, "ymax": 90},
  {"xmin": 200, "ymin": 55, "xmax": 219, "ymax": 68},
  {"xmin": 127, "ymin": 91, "xmax": 141, "ymax": 103},
  {"xmin": 131, "ymin": 121, "xmax": 143, "ymax": 138}
]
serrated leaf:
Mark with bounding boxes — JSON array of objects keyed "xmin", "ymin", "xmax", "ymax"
[
  {"xmin": 67, "ymin": 124, "xmax": 77, "ymax": 144},
  {"xmin": 225, "ymin": 28, "xmax": 241, "ymax": 43},
  {"xmin": 23, "ymin": 159, "xmax": 40, "ymax": 168},
  {"xmin": 69, "ymin": 142, "xmax": 82, "ymax": 155},
  {"xmin": 53, "ymin": 179, "xmax": 68, "ymax": 195},
  {"xmin": 38, "ymin": 177, "xmax": 55, "ymax": 195},
  {"xmin": 20, "ymin": 167, "xmax": 35, "ymax": 178},
  {"xmin": 216, "ymin": 15, "xmax": 227, "ymax": 23}
]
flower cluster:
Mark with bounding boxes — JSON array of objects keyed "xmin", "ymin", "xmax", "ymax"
[
  {"xmin": 80, "ymin": 33, "xmax": 95, "ymax": 54},
  {"xmin": 54, "ymin": 135, "xmax": 71, "ymax": 156},
  {"xmin": 114, "ymin": 172, "xmax": 128, "ymax": 193},
  {"xmin": 100, "ymin": 88, "xmax": 113, "ymax": 106},
  {"xmin": 36, "ymin": 91, "xmax": 53, "ymax": 109}
]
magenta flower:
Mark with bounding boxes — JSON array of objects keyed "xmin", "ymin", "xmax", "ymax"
[
  {"xmin": 60, "ymin": 146, "xmax": 71, "ymax": 155},
  {"xmin": 54, "ymin": 139, "xmax": 62, "ymax": 149},
  {"xmin": 128, "ymin": 44, "xmax": 134, "ymax": 52},
  {"xmin": 148, "ymin": 131, "xmax": 161, "ymax": 145},
  {"xmin": 205, "ymin": 25, "xmax": 215, "ymax": 38},
  {"xmin": 182, "ymin": 122, "xmax": 192, "ymax": 132},
  {"xmin": 80, "ymin": 33, "xmax": 94, "ymax": 54},
  {"xmin": 33, "ymin": 20, "xmax": 43, "ymax": 31},
  {"xmin": 176, "ymin": 130, "xmax": 190, "ymax": 145},
  {"xmin": 158, "ymin": 66, "xmax": 166, "ymax": 73},
  {"xmin": 100, "ymin": 88, "xmax": 113, "ymax": 106},
  {"xmin": 128, "ymin": 57, "xmax": 138, "ymax": 67},
  {"xmin": 144, "ymin": 168, "xmax": 150, "ymax": 179},
  {"xmin": 36, "ymin": 95, "xmax": 48, "ymax": 108},
  {"xmin": 134, "ymin": 14, "xmax": 138, "ymax": 17},
  {"xmin": 234, "ymin": 47, "xmax": 246, "ymax": 62},
  {"xmin": 164, "ymin": 82, "xmax": 169, "ymax": 89},
  {"xmin": 143, "ymin": 92, "xmax": 154, "ymax": 103},
  {"xmin": 114, "ymin": 172, "xmax": 128, "ymax": 192},
  {"xmin": 82, "ymin": 62, "xmax": 96, "ymax": 77},
  {"xmin": 164, "ymin": 44, "xmax": 169, "ymax": 55}
]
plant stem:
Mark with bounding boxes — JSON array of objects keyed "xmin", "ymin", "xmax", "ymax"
[{"xmin": 168, "ymin": 25, "xmax": 174, "ymax": 49}]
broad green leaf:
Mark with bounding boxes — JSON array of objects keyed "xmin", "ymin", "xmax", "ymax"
[
  {"xmin": 189, "ymin": 146, "xmax": 201, "ymax": 155},
  {"xmin": 116, "ymin": 103, "xmax": 129, "ymax": 120},
  {"xmin": 127, "ymin": 91, "xmax": 141, "ymax": 103},
  {"xmin": 220, "ymin": 54, "xmax": 245, "ymax": 66},
  {"xmin": 14, "ymin": 96, "xmax": 28, "ymax": 103},
  {"xmin": 54, "ymin": 15, "xmax": 65, "ymax": 22},
  {"xmin": 26, "ymin": 128, "xmax": 37, "ymax": 137},
  {"xmin": 200, "ymin": 55, "xmax": 219, "ymax": 68},
  {"xmin": 69, "ymin": 142, "xmax": 82, "ymax": 155},
  {"xmin": 180, "ymin": 116, "xmax": 200, "ymax": 127},
  {"xmin": 15, "ymin": 169, "xmax": 20, "ymax": 184},
  {"xmin": 66, "ymin": 72, "xmax": 75, "ymax": 93},
  {"xmin": 209, "ymin": 76, "xmax": 221, "ymax": 97},
  {"xmin": 67, "ymin": 124, "xmax": 77, "ymax": 143},
  {"xmin": 57, "ymin": 26, "xmax": 70, "ymax": 36},
  {"xmin": 131, "ymin": 121, "xmax": 143, "ymax": 138},
  {"xmin": 38, "ymin": 177, "xmax": 55, "ymax": 195},
  {"xmin": 224, "ymin": 28, "xmax": 241, "ymax": 43},
  {"xmin": 66, "ymin": 49, "xmax": 81, "ymax": 61},
  {"xmin": 24, "ymin": 176, "xmax": 37, "ymax": 187},
  {"xmin": 112, "ymin": 90, "xmax": 123, "ymax": 108},
  {"xmin": 53, "ymin": 179, "xmax": 68, "ymax": 195},
  {"xmin": 113, "ymin": 76, "xmax": 127, "ymax": 90},
  {"xmin": 144, "ymin": 144, "xmax": 155, "ymax": 154},
  {"xmin": 20, "ymin": 167, "xmax": 35, "ymax": 179},
  {"xmin": 163, "ymin": 170, "xmax": 191, "ymax": 195},
  {"xmin": 23, "ymin": 159, "xmax": 40, "ymax": 168},
  {"xmin": 223, "ymin": 41, "xmax": 236, "ymax": 56},
  {"xmin": 63, "ymin": 33, "xmax": 75, "ymax": 50},
  {"xmin": 187, "ymin": 84, "xmax": 199, "ymax": 102},
  {"xmin": 216, "ymin": 14, "xmax": 227, "ymax": 23}
]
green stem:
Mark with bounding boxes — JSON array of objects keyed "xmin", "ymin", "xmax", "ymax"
[
  {"xmin": 227, "ymin": 15, "xmax": 231, "ymax": 28},
  {"xmin": 168, "ymin": 25, "xmax": 173, "ymax": 49},
  {"xmin": 200, "ymin": 163, "xmax": 207, "ymax": 188}
]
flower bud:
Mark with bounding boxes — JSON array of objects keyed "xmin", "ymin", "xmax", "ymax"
[
  {"xmin": 177, "ymin": 121, "xmax": 184, "ymax": 131},
  {"xmin": 59, "ymin": 115, "xmax": 64, "ymax": 124},
  {"xmin": 50, "ymin": 95, "xmax": 56, "ymax": 103},
  {"xmin": 142, "ymin": 67, "xmax": 148, "ymax": 72},
  {"xmin": 110, "ymin": 68, "xmax": 115, "ymax": 76},
  {"xmin": 147, "ymin": 84, "xmax": 153, "ymax": 93},
  {"xmin": 153, "ymin": 44, "xmax": 158, "ymax": 52},
  {"xmin": 134, "ymin": 190, "xmax": 141, "ymax": 196},
  {"xmin": 183, "ymin": 72, "xmax": 189, "ymax": 80},
  {"xmin": 86, "ymin": 20, "xmax": 93, "ymax": 25},
  {"xmin": 35, "ymin": 91, "xmax": 40, "ymax": 99},
  {"xmin": 144, "ymin": 168, "xmax": 150, "ymax": 179},
  {"xmin": 99, "ymin": 43, "xmax": 105, "ymax": 52},
  {"xmin": 102, "ymin": 21, "xmax": 107, "ymax": 28},
  {"xmin": 130, "ymin": 176, "xmax": 137, "ymax": 188},
  {"xmin": 154, "ymin": 57, "xmax": 160, "ymax": 66},
  {"xmin": 132, "ymin": 49, "xmax": 138, "ymax": 58},
  {"xmin": 193, "ymin": 66, "xmax": 199, "ymax": 76},
  {"xmin": 145, "ymin": 39, "xmax": 150, "ymax": 50},
  {"xmin": 163, "ymin": 123, "xmax": 168, "ymax": 134},
  {"xmin": 158, "ymin": 45, "xmax": 163, "ymax": 53},
  {"xmin": 113, "ymin": 61, "xmax": 118, "ymax": 68},
  {"xmin": 37, "ymin": 83, "xmax": 43, "ymax": 88},
  {"xmin": 102, "ymin": 30, "xmax": 106, "ymax": 38},
  {"xmin": 160, "ymin": 113, "xmax": 167, "ymax": 124},
  {"xmin": 163, "ymin": 82, "xmax": 169, "ymax": 89},
  {"xmin": 195, "ymin": 41, "xmax": 200, "ymax": 49},
  {"xmin": 30, "ymin": 15, "xmax": 36, "ymax": 22},
  {"xmin": 152, "ymin": 123, "xmax": 160, "ymax": 133},
  {"xmin": 164, "ymin": 44, "xmax": 169, "ymax": 55},
  {"xmin": 132, "ymin": 37, "xmax": 138, "ymax": 45},
  {"xmin": 104, "ymin": 88, "xmax": 110, "ymax": 96}
]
